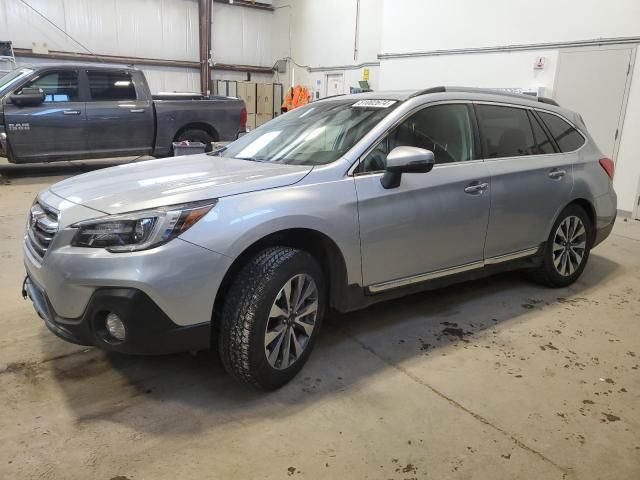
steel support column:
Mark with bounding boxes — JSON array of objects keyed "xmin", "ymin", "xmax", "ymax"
[{"xmin": 198, "ymin": 0, "xmax": 212, "ymax": 95}]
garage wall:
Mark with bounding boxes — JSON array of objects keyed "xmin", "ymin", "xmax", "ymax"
[
  {"xmin": 2, "ymin": 0, "xmax": 200, "ymax": 91},
  {"xmin": 378, "ymin": 0, "xmax": 640, "ymax": 212},
  {"xmin": 2, "ymin": 0, "xmax": 278, "ymax": 92},
  {"xmin": 0, "ymin": 0, "xmax": 199, "ymax": 60},
  {"xmin": 272, "ymin": 0, "xmax": 382, "ymax": 95},
  {"xmin": 211, "ymin": 1, "xmax": 273, "ymax": 67}
]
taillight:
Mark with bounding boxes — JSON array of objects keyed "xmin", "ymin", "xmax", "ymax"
[
  {"xmin": 240, "ymin": 107, "xmax": 247, "ymax": 130},
  {"xmin": 599, "ymin": 157, "xmax": 615, "ymax": 179}
]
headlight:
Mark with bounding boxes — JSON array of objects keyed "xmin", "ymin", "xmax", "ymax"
[{"xmin": 71, "ymin": 199, "xmax": 217, "ymax": 252}]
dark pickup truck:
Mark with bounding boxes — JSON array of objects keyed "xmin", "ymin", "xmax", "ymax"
[{"xmin": 0, "ymin": 64, "xmax": 246, "ymax": 163}]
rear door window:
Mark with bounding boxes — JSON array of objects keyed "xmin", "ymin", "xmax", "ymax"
[
  {"xmin": 87, "ymin": 70, "xmax": 136, "ymax": 101},
  {"xmin": 22, "ymin": 70, "xmax": 79, "ymax": 102},
  {"xmin": 538, "ymin": 111, "xmax": 585, "ymax": 152},
  {"xmin": 476, "ymin": 105, "xmax": 537, "ymax": 159}
]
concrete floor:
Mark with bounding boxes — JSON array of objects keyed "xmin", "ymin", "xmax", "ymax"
[{"xmin": 0, "ymin": 160, "xmax": 639, "ymax": 480}]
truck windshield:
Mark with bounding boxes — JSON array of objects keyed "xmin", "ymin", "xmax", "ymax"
[
  {"xmin": 221, "ymin": 99, "xmax": 398, "ymax": 165},
  {"xmin": 0, "ymin": 68, "xmax": 34, "ymax": 96}
]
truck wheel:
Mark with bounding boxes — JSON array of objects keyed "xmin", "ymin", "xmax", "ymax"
[
  {"xmin": 175, "ymin": 129, "xmax": 215, "ymax": 152},
  {"xmin": 219, "ymin": 247, "xmax": 325, "ymax": 390},
  {"xmin": 529, "ymin": 204, "xmax": 592, "ymax": 288}
]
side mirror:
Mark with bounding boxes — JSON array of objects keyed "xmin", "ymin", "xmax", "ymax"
[
  {"xmin": 381, "ymin": 146, "xmax": 435, "ymax": 189},
  {"xmin": 10, "ymin": 87, "xmax": 45, "ymax": 107}
]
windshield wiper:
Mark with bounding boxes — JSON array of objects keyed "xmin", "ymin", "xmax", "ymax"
[
  {"xmin": 207, "ymin": 145, "xmax": 228, "ymax": 156},
  {"xmin": 235, "ymin": 156, "xmax": 269, "ymax": 162}
]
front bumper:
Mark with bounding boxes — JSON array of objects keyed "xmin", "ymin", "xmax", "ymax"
[{"xmin": 24, "ymin": 275, "xmax": 210, "ymax": 354}]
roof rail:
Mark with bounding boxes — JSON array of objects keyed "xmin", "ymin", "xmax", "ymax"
[
  {"xmin": 408, "ymin": 86, "xmax": 561, "ymax": 107},
  {"xmin": 408, "ymin": 86, "xmax": 446, "ymax": 98}
]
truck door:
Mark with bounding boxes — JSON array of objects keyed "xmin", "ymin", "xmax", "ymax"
[
  {"xmin": 85, "ymin": 69, "xmax": 153, "ymax": 156},
  {"xmin": 4, "ymin": 68, "xmax": 87, "ymax": 161}
]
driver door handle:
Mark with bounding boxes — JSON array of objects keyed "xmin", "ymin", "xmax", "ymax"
[
  {"xmin": 129, "ymin": 108, "xmax": 145, "ymax": 113},
  {"xmin": 63, "ymin": 110, "xmax": 81, "ymax": 115},
  {"xmin": 464, "ymin": 182, "xmax": 489, "ymax": 194},
  {"xmin": 548, "ymin": 168, "xmax": 567, "ymax": 179}
]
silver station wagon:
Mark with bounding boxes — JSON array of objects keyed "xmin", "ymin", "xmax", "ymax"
[{"xmin": 23, "ymin": 87, "xmax": 617, "ymax": 389}]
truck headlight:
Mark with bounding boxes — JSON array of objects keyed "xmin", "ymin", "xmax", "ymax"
[{"xmin": 71, "ymin": 200, "xmax": 216, "ymax": 252}]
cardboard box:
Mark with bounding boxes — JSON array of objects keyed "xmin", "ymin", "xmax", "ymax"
[
  {"xmin": 238, "ymin": 82, "xmax": 256, "ymax": 113},
  {"xmin": 256, "ymin": 113, "xmax": 273, "ymax": 127},
  {"xmin": 246, "ymin": 113, "xmax": 256, "ymax": 130}
]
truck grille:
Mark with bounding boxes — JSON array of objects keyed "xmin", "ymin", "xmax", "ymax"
[{"xmin": 26, "ymin": 202, "xmax": 59, "ymax": 260}]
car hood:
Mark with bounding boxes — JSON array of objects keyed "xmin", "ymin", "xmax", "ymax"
[{"xmin": 50, "ymin": 155, "xmax": 312, "ymax": 214}]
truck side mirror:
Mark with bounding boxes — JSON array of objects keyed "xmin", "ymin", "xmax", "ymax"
[
  {"xmin": 381, "ymin": 146, "xmax": 435, "ymax": 189},
  {"xmin": 10, "ymin": 87, "xmax": 45, "ymax": 107}
]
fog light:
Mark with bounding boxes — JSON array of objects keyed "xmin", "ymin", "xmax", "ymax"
[{"xmin": 105, "ymin": 312, "xmax": 126, "ymax": 341}]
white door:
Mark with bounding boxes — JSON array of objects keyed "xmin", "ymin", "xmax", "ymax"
[
  {"xmin": 554, "ymin": 47, "xmax": 634, "ymax": 161},
  {"xmin": 325, "ymin": 73, "xmax": 344, "ymax": 97}
]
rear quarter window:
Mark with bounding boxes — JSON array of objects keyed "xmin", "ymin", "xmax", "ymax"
[{"xmin": 538, "ymin": 111, "xmax": 585, "ymax": 152}]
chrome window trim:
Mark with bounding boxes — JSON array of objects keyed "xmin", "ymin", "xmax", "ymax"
[
  {"xmin": 348, "ymin": 98, "xmax": 589, "ymax": 177},
  {"xmin": 367, "ymin": 247, "xmax": 539, "ymax": 293}
]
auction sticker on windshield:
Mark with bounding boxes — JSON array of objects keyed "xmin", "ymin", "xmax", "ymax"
[{"xmin": 352, "ymin": 99, "xmax": 397, "ymax": 108}]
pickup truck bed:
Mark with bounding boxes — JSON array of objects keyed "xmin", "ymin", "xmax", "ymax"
[{"xmin": 0, "ymin": 64, "xmax": 246, "ymax": 163}]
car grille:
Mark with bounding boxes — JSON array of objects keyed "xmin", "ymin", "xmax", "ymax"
[{"xmin": 26, "ymin": 202, "xmax": 59, "ymax": 260}]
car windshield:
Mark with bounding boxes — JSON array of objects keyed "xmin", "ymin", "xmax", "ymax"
[
  {"xmin": 0, "ymin": 68, "xmax": 34, "ymax": 96},
  {"xmin": 220, "ymin": 99, "xmax": 398, "ymax": 165}
]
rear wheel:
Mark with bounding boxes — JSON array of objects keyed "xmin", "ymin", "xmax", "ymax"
[
  {"xmin": 218, "ymin": 247, "xmax": 325, "ymax": 390},
  {"xmin": 174, "ymin": 129, "xmax": 215, "ymax": 153},
  {"xmin": 530, "ymin": 204, "xmax": 592, "ymax": 287}
]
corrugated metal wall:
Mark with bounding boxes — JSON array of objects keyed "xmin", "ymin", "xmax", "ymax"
[
  {"xmin": 211, "ymin": 1, "xmax": 273, "ymax": 67},
  {"xmin": 1, "ymin": 0, "xmax": 276, "ymax": 92},
  {"xmin": 1, "ymin": 0, "xmax": 199, "ymax": 61}
]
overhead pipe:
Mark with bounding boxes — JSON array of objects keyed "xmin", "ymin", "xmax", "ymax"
[{"xmin": 378, "ymin": 36, "xmax": 640, "ymax": 59}]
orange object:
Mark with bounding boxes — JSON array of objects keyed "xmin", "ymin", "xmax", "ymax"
[{"xmin": 282, "ymin": 85, "xmax": 311, "ymax": 112}]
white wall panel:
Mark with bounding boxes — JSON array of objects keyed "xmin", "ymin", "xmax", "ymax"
[
  {"xmin": 211, "ymin": 2, "xmax": 273, "ymax": 66},
  {"xmin": 1, "ymin": 0, "xmax": 199, "ymax": 61},
  {"xmin": 379, "ymin": 50, "xmax": 558, "ymax": 93},
  {"xmin": 380, "ymin": 0, "xmax": 640, "ymax": 54}
]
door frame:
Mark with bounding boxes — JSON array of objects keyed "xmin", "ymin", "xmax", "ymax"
[
  {"xmin": 324, "ymin": 72, "xmax": 344, "ymax": 97},
  {"xmin": 553, "ymin": 44, "xmax": 636, "ymax": 164}
]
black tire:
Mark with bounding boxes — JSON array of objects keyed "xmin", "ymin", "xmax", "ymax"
[
  {"xmin": 218, "ymin": 247, "xmax": 325, "ymax": 390},
  {"xmin": 530, "ymin": 204, "xmax": 593, "ymax": 288},
  {"xmin": 174, "ymin": 129, "xmax": 215, "ymax": 153}
]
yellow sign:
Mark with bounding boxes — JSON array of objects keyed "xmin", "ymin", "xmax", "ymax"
[{"xmin": 363, "ymin": 68, "xmax": 370, "ymax": 81}]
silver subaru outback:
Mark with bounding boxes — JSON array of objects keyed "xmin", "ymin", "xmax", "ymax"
[{"xmin": 23, "ymin": 87, "xmax": 617, "ymax": 389}]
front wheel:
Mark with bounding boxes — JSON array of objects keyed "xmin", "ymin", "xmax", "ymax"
[
  {"xmin": 218, "ymin": 247, "xmax": 325, "ymax": 390},
  {"xmin": 530, "ymin": 204, "xmax": 592, "ymax": 288}
]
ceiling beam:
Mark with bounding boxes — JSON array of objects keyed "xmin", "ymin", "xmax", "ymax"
[{"xmin": 14, "ymin": 48, "xmax": 274, "ymax": 74}]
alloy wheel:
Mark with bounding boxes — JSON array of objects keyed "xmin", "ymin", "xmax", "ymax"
[
  {"xmin": 552, "ymin": 215, "xmax": 587, "ymax": 277},
  {"xmin": 264, "ymin": 274, "xmax": 318, "ymax": 370}
]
